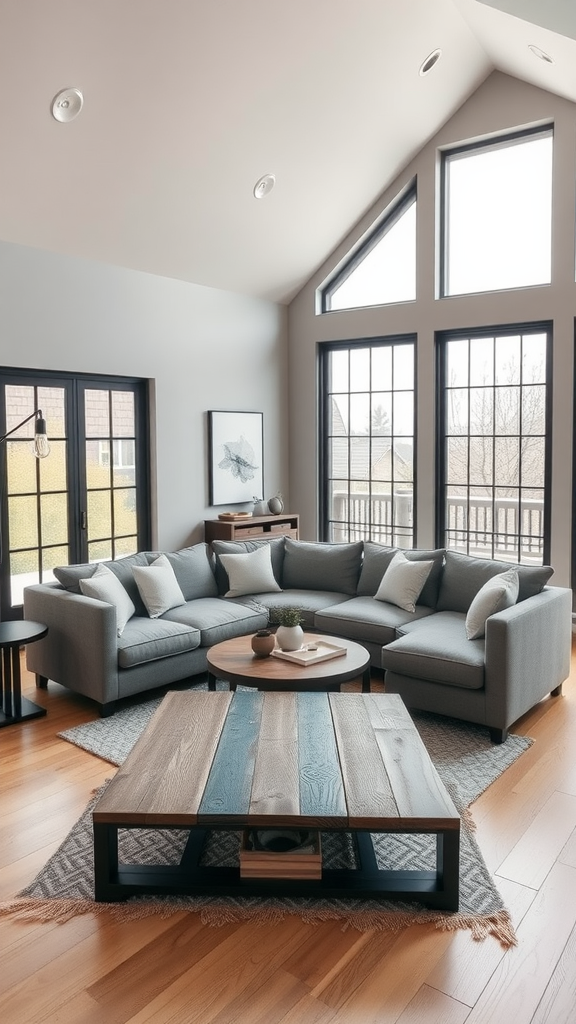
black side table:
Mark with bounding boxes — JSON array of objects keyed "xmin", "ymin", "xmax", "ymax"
[{"xmin": 0, "ymin": 620, "xmax": 48, "ymax": 727}]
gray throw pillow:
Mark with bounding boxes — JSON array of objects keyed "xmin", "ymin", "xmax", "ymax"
[
  {"xmin": 358, "ymin": 542, "xmax": 445, "ymax": 609},
  {"xmin": 374, "ymin": 551, "xmax": 434, "ymax": 613},
  {"xmin": 79, "ymin": 563, "xmax": 136, "ymax": 636},
  {"xmin": 54, "ymin": 551, "xmax": 150, "ymax": 615},
  {"xmin": 282, "ymin": 538, "xmax": 363, "ymax": 595},
  {"xmin": 437, "ymin": 550, "xmax": 554, "ymax": 613},
  {"xmin": 147, "ymin": 543, "xmax": 218, "ymax": 600}
]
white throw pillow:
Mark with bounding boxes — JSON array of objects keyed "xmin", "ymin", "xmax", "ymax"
[
  {"xmin": 465, "ymin": 569, "xmax": 519, "ymax": 640},
  {"xmin": 219, "ymin": 544, "xmax": 282, "ymax": 598},
  {"xmin": 374, "ymin": 550, "xmax": 434, "ymax": 613},
  {"xmin": 79, "ymin": 563, "xmax": 136, "ymax": 636},
  {"xmin": 132, "ymin": 553, "xmax": 186, "ymax": 618}
]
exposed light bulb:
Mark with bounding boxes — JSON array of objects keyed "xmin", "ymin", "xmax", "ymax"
[{"xmin": 33, "ymin": 413, "xmax": 50, "ymax": 459}]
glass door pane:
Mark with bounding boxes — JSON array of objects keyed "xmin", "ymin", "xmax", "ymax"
[
  {"xmin": 84, "ymin": 388, "xmax": 138, "ymax": 562},
  {"xmin": 3, "ymin": 383, "xmax": 69, "ymax": 607}
]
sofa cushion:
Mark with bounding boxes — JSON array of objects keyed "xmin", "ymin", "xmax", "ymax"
[
  {"xmin": 54, "ymin": 552, "xmax": 150, "ymax": 615},
  {"xmin": 315, "ymin": 596, "xmax": 434, "ymax": 647},
  {"xmin": 162, "ymin": 597, "xmax": 267, "ymax": 646},
  {"xmin": 219, "ymin": 544, "xmax": 282, "ymax": 598},
  {"xmin": 118, "ymin": 616, "xmax": 201, "ymax": 669},
  {"xmin": 358, "ymin": 543, "xmax": 445, "ymax": 608},
  {"xmin": 79, "ymin": 563, "xmax": 136, "ymax": 636},
  {"xmin": 436, "ymin": 550, "xmax": 553, "ymax": 613},
  {"xmin": 233, "ymin": 589, "xmax": 351, "ymax": 630},
  {"xmin": 212, "ymin": 537, "xmax": 285, "ymax": 595},
  {"xmin": 465, "ymin": 569, "xmax": 519, "ymax": 640},
  {"xmin": 282, "ymin": 538, "xmax": 363, "ymax": 595},
  {"xmin": 381, "ymin": 611, "xmax": 485, "ymax": 689},
  {"xmin": 147, "ymin": 543, "xmax": 218, "ymax": 600},
  {"xmin": 374, "ymin": 551, "xmax": 434, "ymax": 613},
  {"xmin": 133, "ymin": 554, "xmax": 187, "ymax": 618}
]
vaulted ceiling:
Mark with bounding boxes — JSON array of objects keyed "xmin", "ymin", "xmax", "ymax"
[{"xmin": 1, "ymin": 1, "xmax": 574, "ymax": 303}]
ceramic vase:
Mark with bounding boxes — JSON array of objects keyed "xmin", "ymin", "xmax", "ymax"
[
  {"xmin": 267, "ymin": 492, "xmax": 284, "ymax": 515},
  {"xmin": 253, "ymin": 498, "xmax": 269, "ymax": 517},
  {"xmin": 251, "ymin": 629, "xmax": 275, "ymax": 658},
  {"xmin": 275, "ymin": 624, "xmax": 304, "ymax": 652}
]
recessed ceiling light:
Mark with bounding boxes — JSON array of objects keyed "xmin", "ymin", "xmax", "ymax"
[
  {"xmin": 419, "ymin": 49, "xmax": 442, "ymax": 77},
  {"xmin": 51, "ymin": 88, "xmax": 83, "ymax": 122},
  {"xmin": 528, "ymin": 44, "xmax": 554, "ymax": 64},
  {"xmin": 253, "ymin": 173, "xmax": 275, "ymax": 199}
]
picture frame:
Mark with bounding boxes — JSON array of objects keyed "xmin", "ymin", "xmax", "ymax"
[{"xmin": 208, "ymin": 410, "xmax": 264, "ymax": 506}]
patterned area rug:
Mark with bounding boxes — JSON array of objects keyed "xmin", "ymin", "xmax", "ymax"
[{"xmin": 1, "ymin": 683, "xmax": 532, "ymax": 947}]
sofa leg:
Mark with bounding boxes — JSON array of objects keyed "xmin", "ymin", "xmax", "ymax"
[
  {"xmin": 35, "ymin": 674, "xmax": 48, "ymax": 689},
  {"xmin": 551, "ymin": 684, "xmax": 563, "ymax": 697},
  {"xmin": 489, "ymin": 727, "xmax": 507, "ymax": 744},
  {"xmin": 99, "ymin": 701, "xmax": 117, "ymax": 718}
]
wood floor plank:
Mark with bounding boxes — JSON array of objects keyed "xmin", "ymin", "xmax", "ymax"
[
  {"xmin": 496, "ymin": 790, "xmax": 576, "ymax": 889},
  {"xmin": 463, "ymin": 862, "xmax": 576, "ymax": 1023},
  {"xmin": 395, "ymin": 984, "xmax": 469, "ymax": 1023},
  {"xmin": 424, "ymin": 875, "xmax": 537, "ymax": 1005},
  {"xmin": 530, "ymin": 921, "xmax": 576, "ymax": 1024}
]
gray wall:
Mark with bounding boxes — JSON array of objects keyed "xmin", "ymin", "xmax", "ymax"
[
  {"xmin": 0, "ymin": 240, "xmax": 287, "ymax": 550},
  {"xmin": 288, "ymin": 72, "xmax": 576, "ymax": 588}
]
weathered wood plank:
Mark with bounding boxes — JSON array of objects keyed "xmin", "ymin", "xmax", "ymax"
[
  {"xmin": 297, "ymin": 691, "xmax": 347, "ymax": 826},
  {"xmin": 198, "ymin": 690, "xmax": 263, "ymax": 822},
  {"xmin": 365, "ymin": 695, "xmax": 459, "ymax": 827},
  {"xmin": 329, "ymin": 692, "xmax": 398, "ymax": 828},
  {"xmin": 248, "ymin": 692, "xmax": 300, "ymax": 822},
  {"xmin": 93, "ymin": 691, "xmax": 233, "ymax": 825}
]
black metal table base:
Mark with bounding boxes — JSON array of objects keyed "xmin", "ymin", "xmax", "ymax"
[
  {"xmin": 93, "ymin": 824, "xmax": 460, "ymax": 911},
  {"xmin": 0, "ymin": 694, "xmax": 47, "ymax": 727}
]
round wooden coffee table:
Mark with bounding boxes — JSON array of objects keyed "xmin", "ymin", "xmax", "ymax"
[{"xmin": 206, "ymin": 632, "xmax": 371, "ymax": 693}]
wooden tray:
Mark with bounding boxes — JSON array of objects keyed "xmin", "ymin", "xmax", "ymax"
[{"xmin": 271, "ymin": 640, "xmax": 347, "ymax": 666}]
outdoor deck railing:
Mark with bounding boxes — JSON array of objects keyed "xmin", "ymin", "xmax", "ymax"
[{"xmin": 329, "ymin": 491, "xmax": 544, "ymax": 562}]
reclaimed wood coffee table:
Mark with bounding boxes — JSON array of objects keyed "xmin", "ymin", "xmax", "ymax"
[
  {"xmin": 206, "ymin": 632, "xmax": 371, "ymax": 692},
  {"xmin": 93, "ymin": 690, "xmax": 460, "ymax": 909}
]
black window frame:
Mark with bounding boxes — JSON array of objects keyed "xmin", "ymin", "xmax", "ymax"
[
  {"xmin": 319, "ymin": 334, "xmax": 417, "ymax": 545},
  {"xmin": 439, "ymin": 124, "xmax": 554, "ymax": 299},
  {"xmin": 319, "ymin": 180, "xmax": 417, "ymax": 313},
  {"xmin": 435, "ymin": 321, "xmax": 553, "ymax": 565}
]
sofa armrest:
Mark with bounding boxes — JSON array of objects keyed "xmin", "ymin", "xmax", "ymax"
[
  {"xmin": 484, "ymin": 585, "xmax": 572, "ymax": 730},
  {"xmin": 23, "ymin": 583, "xmax": 120, "ymax": 705}
]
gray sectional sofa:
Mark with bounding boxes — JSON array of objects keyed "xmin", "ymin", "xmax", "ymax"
[{"xmin": 23, "ymin": 536, "xmax": 572, "ymax": 741}]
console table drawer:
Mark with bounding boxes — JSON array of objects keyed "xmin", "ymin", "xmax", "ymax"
[{"xmin": 204, "ymin": 513, "xmax": 299, "ymax": 544}]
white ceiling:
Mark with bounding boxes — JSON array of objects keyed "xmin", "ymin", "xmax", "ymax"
[{"xmin": 1, "ymin": 0, "xmax": 574, "ymax": 304}]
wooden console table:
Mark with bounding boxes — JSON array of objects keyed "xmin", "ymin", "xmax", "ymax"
[{"xmin": 204, "ymin": 512, "xmax": 299, "ymax": 545}]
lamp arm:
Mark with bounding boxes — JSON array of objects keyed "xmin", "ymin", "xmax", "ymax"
[{"xmin": 0, "ymin": 409, "xmax": 43, "ymax": 445}]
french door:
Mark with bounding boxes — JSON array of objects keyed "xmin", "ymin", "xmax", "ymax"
[{"xmin": 0, "ymin": 369, "xmax": 150, "ymax": 618}]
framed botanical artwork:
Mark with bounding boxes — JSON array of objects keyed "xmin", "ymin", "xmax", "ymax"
[{"xmin": 208, "ymin": 410, "xmax": 264, "ymax": 506}]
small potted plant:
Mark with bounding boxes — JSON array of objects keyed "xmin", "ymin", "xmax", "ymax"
[{"xmin": 269, "ymin": 606, "xmax": 305, "ymax": 651}]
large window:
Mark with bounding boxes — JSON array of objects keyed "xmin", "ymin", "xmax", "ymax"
[
  {"xmin": 320, "ymin": 337, "xmax": 416, "ymax": 545},
  {"xmin": 437, "ymin": 325, "xmax": 551, "ymax": 564},
  {"xmin": 0, "ymin": 370, "xmax": 150, "ymax": 617},
  {"xmin": 441, "ymin": 127, "xmax": 553, "ymax": 297},
  {"xmin": 320, "ymin": 185, "xmax": 416, "ymax": 312}
]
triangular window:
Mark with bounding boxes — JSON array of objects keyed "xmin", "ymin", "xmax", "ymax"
[{"xmin": 321, "ymin": 185, "xmax": 416, "ymax": 312}]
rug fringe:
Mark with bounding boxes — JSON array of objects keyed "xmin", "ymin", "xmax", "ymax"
[{"xmin": 0, "ymin": 896, "xmax": 517, "ymax": 948}]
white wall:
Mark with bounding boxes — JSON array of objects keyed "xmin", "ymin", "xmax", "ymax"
[
  {"xmin": 288, "ymin": 71, "xmax": 576, "ymax": 588},
  {"xmin": 0, "ymin": 240, "xmax": 287, "ymax": 550}
]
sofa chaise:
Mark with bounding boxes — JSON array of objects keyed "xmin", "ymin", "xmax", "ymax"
[{"xmin": 23, "ymin": 535, "xmax": 572, "ymax": 741}]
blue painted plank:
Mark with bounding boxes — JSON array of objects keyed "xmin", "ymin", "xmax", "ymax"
[
  {"xmin": 199, "ymin": 691, "xmax": 263, "ymax": 818},
  {"xmin": 297, "ymin": 691, "xmax": 347, "ymax": 821}
]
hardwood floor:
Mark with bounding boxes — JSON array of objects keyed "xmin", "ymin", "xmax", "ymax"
[{"xmin": 1, "ymin": 649, "xmax": 575, "ymax": 1024}]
